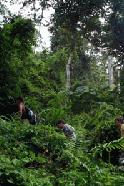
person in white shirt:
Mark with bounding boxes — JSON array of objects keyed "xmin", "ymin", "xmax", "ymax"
[{"xmin": 56, "ymin": 120, "xmax": 76, "ymax": 141}]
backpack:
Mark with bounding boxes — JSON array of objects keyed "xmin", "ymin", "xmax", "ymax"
[{"xmin": 26, "ymin": 108, "xmax": 37, "ymax": 125}]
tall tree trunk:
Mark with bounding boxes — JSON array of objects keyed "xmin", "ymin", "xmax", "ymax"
[
  {"xmin": 66, "ymin": 54, "xmax": 72, "ymax": 91},
  {"xmin": 108, "ymin": 56, "xmax": 114, "ymax": 87},
  {"xmin": 33, "ymin": 0, "xmax": 36, "ymax": 21},
  {"xmin": 117, "ymin": 62, "xmax": 121, "ymax": 94}
]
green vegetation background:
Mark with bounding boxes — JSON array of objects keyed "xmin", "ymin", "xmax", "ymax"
[{"xmin": 0, "ymin": 16, "xmax": 124, "ymax": 186}]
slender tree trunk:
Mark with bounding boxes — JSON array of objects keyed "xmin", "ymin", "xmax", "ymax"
[
  {"xmin": 33, "ymin": 0, "xmax": 36, "ymax": 21},
  {"xmin": 117, "ymin": 62, "xmax": 121, "ymax": 94},
  {"xmin": 66, "ymin": 54, "xmax": 72, "ymax": 91},
  {"xmin": 108, "ymin": 56, "xmax": 114, "ymax": 87}
]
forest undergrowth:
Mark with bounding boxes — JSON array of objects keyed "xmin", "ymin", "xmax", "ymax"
[{"xmin": 1, "ymin": 103, "xmax": 124, "ymax": 186}]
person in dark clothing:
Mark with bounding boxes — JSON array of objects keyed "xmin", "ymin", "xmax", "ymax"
[
  {"xmin": 115, "ymin": 117, "xmax": 124, "ymax": 164},
  {"xmin": 16, "ymin": 97, "xmax": 37, "ymax": 124}
]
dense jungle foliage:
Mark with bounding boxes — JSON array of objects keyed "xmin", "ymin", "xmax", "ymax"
[{"xmin": 1, "ymin": 0, "xmax": 124, "ymax": 185}]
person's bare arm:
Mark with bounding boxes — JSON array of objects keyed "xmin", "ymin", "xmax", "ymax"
[{"xmin": 18, "ymin": 103, "xmax": 24, "ymax": 117}]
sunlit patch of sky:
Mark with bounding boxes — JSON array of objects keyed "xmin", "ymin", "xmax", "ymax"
[
  {"xmin": 0, "ymin": 14, "xmax": 3, "ymax": 23},
  {"xmin": 1, "ymin": 2, "xmax": 113, "ymax": 52},
  {"xmin": 3, "ymin": 1, "xmax": 54, "ymax": 51}
]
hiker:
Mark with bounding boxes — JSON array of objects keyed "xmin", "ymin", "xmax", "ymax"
[
  {"xmin": 115, "ymin": 117, "xmax": 124, "ymax": 137},
  {"xmin": 56, "ymin": 120, "xmax": 76, "ymax": 141},
  {"xmin": 115, "ymin": 117, "xmax": 124, "ymax": 164},
  {"xmin": 16, "ymin": 97, "xmax": 37, "ymax": 125}
]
